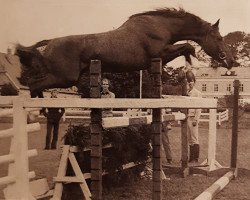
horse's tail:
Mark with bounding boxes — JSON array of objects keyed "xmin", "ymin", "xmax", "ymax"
[
  {"xmin": 15, "ymin": 39, "xmax": 51, "ymax": 69},
  {"xmin": 15, "ymin": 39, "xmax": 51, "ymax": 53}
]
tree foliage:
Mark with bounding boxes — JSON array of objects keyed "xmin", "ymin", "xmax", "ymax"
[{"xmin": 224, "ymin": 31, "xmax": 250, "ymax": 67}]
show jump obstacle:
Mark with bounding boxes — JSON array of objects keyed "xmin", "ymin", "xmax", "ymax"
[{"xmin": 0, "ymin": 59, "xmax": 220, "ymax": 200}]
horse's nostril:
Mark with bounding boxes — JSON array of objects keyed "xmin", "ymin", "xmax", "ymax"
[{"xmin": 219, "ymin": 52, "xmax": 226, "ymax": 60}]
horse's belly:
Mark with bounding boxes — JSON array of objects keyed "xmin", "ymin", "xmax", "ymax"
[{"xmin": 98, "ymin": 49, "xmax": 150, "ymax": 72}]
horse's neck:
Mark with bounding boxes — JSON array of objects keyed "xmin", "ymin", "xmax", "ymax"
[{"xmin": 168, "ymin": 18, "xmax": 207, "ymax": 44}]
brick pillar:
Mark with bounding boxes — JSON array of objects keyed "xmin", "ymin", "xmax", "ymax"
[
  {"xmin": 150, "ymin": 58, "xmax": 162, "ymax": 200},
  {"xmin": 90, "ymin": 60, "xmax": 102, "ymax": 200}
]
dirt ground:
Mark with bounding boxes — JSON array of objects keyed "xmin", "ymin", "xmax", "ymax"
[{"xmin": 0, "ymin": 120, "xmax": 249, "ymax": 199}]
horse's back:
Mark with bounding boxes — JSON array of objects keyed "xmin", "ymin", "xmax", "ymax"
[{"xmin": 44, "ymin": 31, "xmax": 151, "ymax": 72}]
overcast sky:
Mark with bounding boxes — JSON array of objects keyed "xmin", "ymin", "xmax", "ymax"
[{"xmin": 0, "ymin": 0, "xmax": 249, "ymax": 53}]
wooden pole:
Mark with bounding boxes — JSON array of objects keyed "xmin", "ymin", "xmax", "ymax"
[
  {"xmin": 181, "ymin": 76, "xmax": 188, "ymax": 170},
  {"xmin": 231, "ymin": 80, "xmax": 240, "ymax": 168},
  {"xmin": 90, "ymin": 60, "xmax": 102, "ymax": 200},
  {"xmin": 194, "ymin": 171, "xmax": 234, "ymax": 200},
  {"xmin": 150, "ymin": 58, "xmax": 162, "ymax": 200}
]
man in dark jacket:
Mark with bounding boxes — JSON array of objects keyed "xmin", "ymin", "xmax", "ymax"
[{"xmin": 43, "ymin": 89, "xmax": 65, "ymax": 149}]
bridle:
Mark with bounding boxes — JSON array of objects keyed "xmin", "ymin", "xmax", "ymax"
[{"xmin": 202, "ymin": 31, "xmax": 227, "ymax": 61}]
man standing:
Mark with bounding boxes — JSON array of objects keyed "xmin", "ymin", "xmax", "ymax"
[
  {"xmin": 43, "ymin": 89, "xmax": 65, "ymax": 149},
  {"xmin": 101, "ymin": 78, "xmax": 115, "ymax": 117},
  {"xmin": 186, "ymin": 75, "xmax": 202, "ymax": 163}
]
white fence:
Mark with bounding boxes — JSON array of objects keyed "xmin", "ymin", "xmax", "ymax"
[{"xmin": 200, "ymin": 109, "xmax": 229, "ymax": 125}]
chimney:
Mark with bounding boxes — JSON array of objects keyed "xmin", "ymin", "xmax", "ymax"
[{"xmin": 7, "ymin": 47, "xmax": 12, "ymax": 55}]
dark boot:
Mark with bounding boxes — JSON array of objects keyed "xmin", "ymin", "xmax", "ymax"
[
  {"xmin": 193, "ymin": 144, "xmax": 200, "ymax": 162},
  {"xmin": 51, "ymin": 141, "xmax": 57, "ymax": 149},
  {"xmin": 189, "ymin": 145, "xmax": 194, "ymax": 162},
  {"xmin": 44, "ymin": 136, "xmax": 51, "ymax": 149}
]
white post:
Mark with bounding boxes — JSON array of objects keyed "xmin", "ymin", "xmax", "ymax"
[
  {"xmin": 208, "ymin": 109, "xmax": 217, "ymax": 169},
  {"xmin": 4, "ymin": 97, "xmax": 35, "ymax": 200}
]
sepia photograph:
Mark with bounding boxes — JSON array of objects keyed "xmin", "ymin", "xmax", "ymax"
[{"xmin": 0, "ymin": 0, "xmax": 249, "ymax": 199}]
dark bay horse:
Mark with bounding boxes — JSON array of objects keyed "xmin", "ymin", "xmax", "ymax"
[{"xmin": 15, "ymin": 8, "xmax": 234, "ymax": 97}]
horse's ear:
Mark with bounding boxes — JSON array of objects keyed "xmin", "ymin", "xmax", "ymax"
[{"xmin": 212, "ymin": 19, "xmax": 220, "ymax": 29}]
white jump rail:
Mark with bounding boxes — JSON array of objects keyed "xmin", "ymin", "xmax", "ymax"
[
  {"xmin": 102, "ymin": 112, "xmax": 185, "ymax": 128},
  {"xmin": 0, "ymin": 97, "xmax": 41, "ymax": 200},
  {"xmin": 20, "ymin": 97, "xmax": 217, "ymax": 109},
  {"xmin": 194, "ymin": 171, "xmax": 235, "ymax": 200}
]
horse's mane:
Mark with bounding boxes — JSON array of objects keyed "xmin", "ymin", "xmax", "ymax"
[{"xmin": 130, "ymin": 8, "xmax": 211, "ymax": 29}]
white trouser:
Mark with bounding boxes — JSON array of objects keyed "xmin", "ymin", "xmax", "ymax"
[{"xmin": 187, "ymin": 116, "xmax": 199, "ymax": 145}]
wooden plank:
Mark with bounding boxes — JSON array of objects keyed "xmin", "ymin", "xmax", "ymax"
[
  {"xmin": 0, "ymin": 176, "xmax": 15, "ymax": 185},
  {"xmin": 68, "ymin": 153, "xmax": 91, "ymax": 199},
  {"xmin": 0, "ymin": 96, "xmax": 16, "ymax": 107},
  {"xmin": 0, "ymin": 123, "xmax": 40, "ymax": 139},
  {"xmin": 69, "ymin": 144, "xmax": 112, "ymax": 153},
  {"xmin": 22, "ymin": 98, "xmax": 217, "ymax": 109},
  {"xmin": 53, "ymin": 176, "xmax": 84, "ymax": 183},
  {"xmin": 0, "ymin": 149, "xmax": 37, "ymax": 164},
  {"xmin": 0, "ymin": 108, "xmax": 13, "ymax": 117},
  {"xmin": 52, "ymin": 145, "xmax": 70, "ymax": 200}
]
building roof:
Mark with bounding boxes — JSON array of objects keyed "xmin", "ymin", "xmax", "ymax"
[
  {"xmin": 0, "ymin": 52, "xmax": 28, "ymax": 90},
  {"xmin": 195, "ymin": 67, "xmax": 250, "ymax": 79}
]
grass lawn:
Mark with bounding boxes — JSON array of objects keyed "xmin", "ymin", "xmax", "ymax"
[{"xmin": 0, "ymin": 116, "xmax": 250, "ymax": 199}]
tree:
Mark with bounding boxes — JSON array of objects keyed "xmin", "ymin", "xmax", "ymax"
[{"xmin": 224, "ymin": 31, "xmax": 250, "ymax": 67}]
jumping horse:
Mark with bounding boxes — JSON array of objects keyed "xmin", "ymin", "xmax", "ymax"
[{"xmin": 15, "ymin": 8, "xmax": 235, "ymax": 97}]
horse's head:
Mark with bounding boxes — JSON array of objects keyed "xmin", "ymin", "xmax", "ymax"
[{"xmin": 200, "ymin": 19, "xmax": 235, "ymax": 69}]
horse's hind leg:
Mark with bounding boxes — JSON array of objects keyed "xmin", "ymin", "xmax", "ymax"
[{"xmin": 29, "ymin": 73, "xmax": 76, "ymax": 95}]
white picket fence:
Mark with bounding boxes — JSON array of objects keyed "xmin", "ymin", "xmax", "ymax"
[{"xmin": 200, "ymin": 109, "xmax": 229, "ymax": 125}]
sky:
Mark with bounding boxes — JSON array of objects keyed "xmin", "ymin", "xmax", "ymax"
[{"xmin": 0, "ymin": 0, "xmax": 249, "ymax": 53}]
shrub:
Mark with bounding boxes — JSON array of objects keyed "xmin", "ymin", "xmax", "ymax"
[{"xmin": 63, "ymin": 124, "xmax": 152, "ymax": 186}]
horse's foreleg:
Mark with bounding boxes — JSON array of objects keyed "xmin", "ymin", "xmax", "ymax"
[{"xmin": 160, "ymin": 43, "xmax": 196, "ymax": 65}]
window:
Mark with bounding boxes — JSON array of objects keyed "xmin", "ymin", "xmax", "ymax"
[
  {"xmin": 214, "ymin": 84, "xmax": 218, "ymax": 92},
  {"xmin": 240, "ymin": 84, "xmax": 244, "ymax": 92},
  {"xmin": 227, "ymin": 84, "xmax": 231, "ymax": 92},
  {"xmin": 202, "ymin": 84, "xmax": 207, "ymax": 92}
]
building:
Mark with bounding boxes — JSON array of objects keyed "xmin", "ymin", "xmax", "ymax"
[
  {"xmin": 195, "ymin": 67, "xmax": 250, "ymax": 99},
  {"xmin": 0, "ymin": 52, "xmax": 29, "ymax": 94}
]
